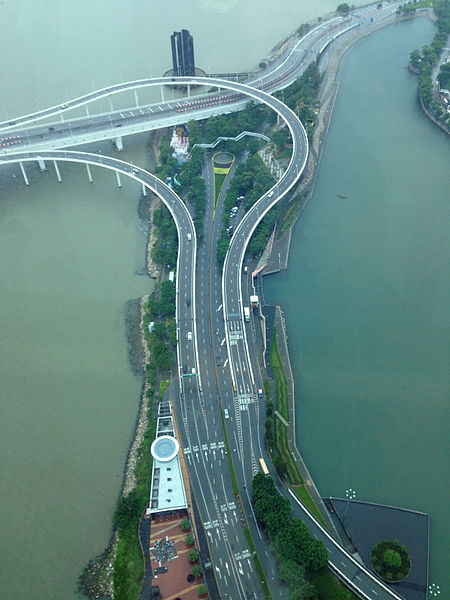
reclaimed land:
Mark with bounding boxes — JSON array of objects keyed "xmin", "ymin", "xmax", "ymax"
[{"xmin": 80, "ymin": 8, "xmax": 436, "ymax": 600}]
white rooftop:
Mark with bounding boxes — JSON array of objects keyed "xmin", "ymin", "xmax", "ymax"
[{"xmin": 149, "ymin": 402, "xmax": 187, "ymax": 514}]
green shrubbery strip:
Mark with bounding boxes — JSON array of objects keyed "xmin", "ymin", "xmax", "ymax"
[{"xmin": 269, "ymin": 329, "xmax": 302, "ymax": 485}]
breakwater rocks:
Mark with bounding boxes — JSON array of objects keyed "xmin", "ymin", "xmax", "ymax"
[{"xmin": 78, "ymin": 534, "xmax": 116, "ymax": 599}]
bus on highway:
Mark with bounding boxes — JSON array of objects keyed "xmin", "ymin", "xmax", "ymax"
[{"xmin": 259, "ymin": 457, "xmax": 269, "ymax": 475}]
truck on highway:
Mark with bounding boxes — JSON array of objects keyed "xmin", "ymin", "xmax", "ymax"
[{"xmin": 244, "ymin": 306, "xmax": 250, "ymax": 322}]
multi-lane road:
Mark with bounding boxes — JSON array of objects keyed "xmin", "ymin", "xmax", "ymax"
[{"xmin": 0, "ymin": 3, "xmax": 412, "ymax": 599}]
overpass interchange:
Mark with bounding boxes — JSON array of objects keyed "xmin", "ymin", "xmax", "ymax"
[{"xmin": 0, "ymin": 3, "xmax": 409, "ymax": 599}]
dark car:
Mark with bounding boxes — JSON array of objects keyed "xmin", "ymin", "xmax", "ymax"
[
  {"xmin": 48, "ymin": 127, "xmax": 55, "ymax": 132},
  {"xmin": 115, "ymin": 123, "xmax": 122, "ymax": 127},
  {"xmin": 186, "ymin": 298, "xmax": 191, "ymax": 307}
]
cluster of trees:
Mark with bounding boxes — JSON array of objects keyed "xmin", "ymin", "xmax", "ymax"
[
  {"xmin": 438, "ymin": 61, "xmax": 450, "ymax": 89},
  {"xmin": 216, "ymin": 154, "xmax": 276, "ymax": 265},
  {"xmin": 204, "ymin": 102, "xmax": 267, "ymax": 152},
  {"xmin": 273, "ymin": 62, "xmax": 322, "ymax": 139},
  {"xmin": 408, "ymin": 0, "xmax": 450, "ymax": 123},
  {"xmin": 252, "ymin": 474, "xmax": 328, "ymax": 600},
  {"xmin": 151, "ymin": 206, "xmax": 178, "ymax": 268},
  {"xmin": 153, "ymin": 123, "xmax": 207, "ymax": 237},
  {"xmin": 397, "ymin": 0, "xmax": 433, "ymax": 15},
  {"xmin": 143, "ymin": 280, "xmax": 176, "ymax": 374}
]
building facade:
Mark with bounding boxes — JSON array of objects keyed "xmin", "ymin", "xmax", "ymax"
[{"xmin": 171, "ymin": 29, "xmax": 195, "ymax": 77}]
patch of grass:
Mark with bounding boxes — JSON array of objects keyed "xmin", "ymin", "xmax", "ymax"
[
  {"xmin": 214, "ymin": 172, "xmax": 227, "ymax": 204},
  {"xmin": 310, "ymin": 567, "xmax": 358, "ymax": 600},
  {"xmin": 112, "ymin": 402, "xmax": 157, "ymax": 600},
  {"xmin": 159, "ymin": 380, "xmax": 169, "ymax": 398},
  {"xmin": 221, "ymin": 415, "xmax": 239, "ymax": 497},
  {"xmin": 292, "ymin": 485, "xmax": 326, "ymax": 527},
  {"xmin": 113, "ymin": 522, "xmax": 144, "ymax": 600},
  {"xmin": 270, "ymin": 329, "xmax": 302, "ymax": 485}
]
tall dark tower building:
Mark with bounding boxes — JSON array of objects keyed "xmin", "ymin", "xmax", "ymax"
[{"xmin": 171, "ymin": 29, "xmax": 195, "ymax": 77}]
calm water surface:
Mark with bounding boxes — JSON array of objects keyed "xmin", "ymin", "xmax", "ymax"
[
  {"xmin": 0, "ymin": 1, "xmax": 342, "ymax": 597},
  {"xmin": 264, "ymin": 18, "xmax": 449, "ymax": 593}
]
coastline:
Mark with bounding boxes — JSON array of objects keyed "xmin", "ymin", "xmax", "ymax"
[
  {"xmin": 80, "ymin": 130, "xmax": 166, "ymax": 600},
  {"xmin": 81, "ymin": 8, "xmax": 439, "ymax": 599}
]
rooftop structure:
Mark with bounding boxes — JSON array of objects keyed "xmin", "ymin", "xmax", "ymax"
[{"xmin": 149, "ymin": 400, "xmax": 187, "ymax": 515}]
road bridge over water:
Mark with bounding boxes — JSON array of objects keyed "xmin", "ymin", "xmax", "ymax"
[{"xmin": 0, "ymin": 3, "xmax": 411, "ymax": 599}]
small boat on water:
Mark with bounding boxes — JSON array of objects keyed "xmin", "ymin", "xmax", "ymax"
[{"xmin": 337, "ymin": 193, "xmax": 348, "ymax": 199}]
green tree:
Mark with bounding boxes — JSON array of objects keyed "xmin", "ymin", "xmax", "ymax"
[
  {"xmin": 337, "ymin": 3, "xmax": 350, "ymax": 13},
  {"xmin": 289, "ymin": 580, "xmax": 319, "ymax": 600},
  {"xmin": 160, "ymin": 280, "xmax": 176, "ymax": 316},
  {"xmin": 278, "ymin": 558, "xmax": 305, "ymax": 589},
  {"xmin": 383, "ymin": 549, "xmax": 402, "ymax": 568},
  {"xmin": 153, "ymin": 321, "xmax": 166, "ymax": 339},
  {"xmin": 304, "ymin": 538, "xmax": 329, "ymax": 572},
  {"xmin": 192, "ymin": 564, "xmax": 203, "ymax": 578},
  {"xmin": 113, "ymin": 489, "xmax": 141, "ymax": 530},
  {"xmin": 274, "ymin": 455, "xmax": 288, "ymax": 479},
  {"xmin": 180, "ymin": 518, "xmax": 191, "ymax": 531},
  {"xmin": 188, "ymin": 549, "xmax": 199, "ymax": 563},
  {"xmin": 197, "ymin": 583, "xmax": 207, "ymax": 597},
  {"xmin": 185, "ymin": 534, "xmax": 195, "ymax": 546},
  {"xmin": 409, "ymin": 49, "xmax": 422, "ymax": 69}
]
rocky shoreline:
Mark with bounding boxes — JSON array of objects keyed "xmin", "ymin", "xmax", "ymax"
[{"xmin": 79, "ymin": 130, "xmax": 166, "ymax": 600}]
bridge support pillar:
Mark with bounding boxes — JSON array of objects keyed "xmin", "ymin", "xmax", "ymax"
[
  {"xmin": 53, "ymin": 160, "xmax": 62, "ymax": 182},
  {"xmin": 85, "ymin": 105, "xmax": 90, "ymax": 117},
  {"xmin": 134, "ymin": 89, "xmax": 139, "ymax": 108},
  {"xmin": 85, "ymin": 163, "xmax": 93, "ymax": 183},
  {"xmin": 115, "ymin": 170, "xmax": 122, "ymax": 188},
  {"xmin": 187, "ymin": 85, "xmax": 191, "ymax": 98},
  {"xmin": 160, "ymin": 86, "xmax": 165, "ymax": 102},
  {"xmin": 141, "ymin": 182, "xmax": 147, "ymax": 197},
  {"xmin": 19, "ymin": 162, "xmax": 29, "ymax": 186},
  {"xmin": 108, "ymin": 96, "xmax": 114, "ymax": 112},
  {"xmin": 37, "ymin": 158, "xmax": 46, "ymax": 171},
  {"xmin": 114, "ymin": 136, "xmax": 123, "ymax": 151}
]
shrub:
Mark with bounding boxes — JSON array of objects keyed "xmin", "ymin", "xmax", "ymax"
[
  {"xmin": 180, "ymin": 518, "xmax": 191, "ymax": 531},
  {"xmin": 185, "ymin": 534, "xmax": 195, "ymax": 546},
  {"xmin": 188, "ymin": 549, "xmax": 199, "ymax": 563},
  {"xmin": 198, "ymin": 583, "xmax": 207, "ymax": 597},
  {"xmin": 192, "ymin": 564, "xmax": 203, "ymax": 578}
]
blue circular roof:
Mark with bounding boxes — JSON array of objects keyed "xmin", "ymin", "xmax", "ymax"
[{"xmin": 151, "ymin": 435, "xmax": 179, "ymax": 462}]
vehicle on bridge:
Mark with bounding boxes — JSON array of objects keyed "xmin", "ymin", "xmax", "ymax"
[
  {"xmin": 259, "ymin": 457, "xmax": 269, "ymax": 475},
  {"xmin": 244, "ymin": 306, "xmax": 250, "ymax": 322}
]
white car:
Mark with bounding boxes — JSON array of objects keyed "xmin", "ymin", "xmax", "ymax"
[
  {"xmin": 268, "ymin": 190, "xmax": 275, "ymax": 198},
  {"xmin": 187, "ymin": 331, "xmax": 192, "ymax": 340},
  {"xmin": 187, "ymin": 233, "xmax": 192, "ymax": 241},
  {"xmin": 224, "ymin": 408, "xmax": 229, "ymax": 419}
]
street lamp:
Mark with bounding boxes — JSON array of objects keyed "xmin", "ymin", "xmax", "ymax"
[
  {"xmin": 343, "ymin": 488, "xmax": 356, "ymax": 524},
  {"xmin": 428, "ymin": 583, "xmax": 441, "ymax": 597}
]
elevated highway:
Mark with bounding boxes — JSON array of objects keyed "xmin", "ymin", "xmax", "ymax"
[{"xmin": 0, "ymin": 3, "xmax": 409, "ymax": 598}]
